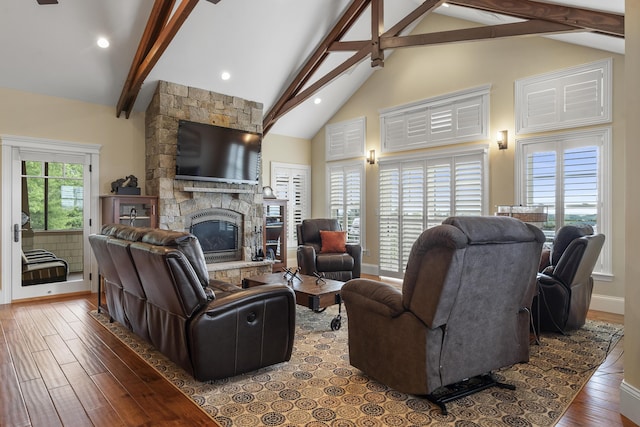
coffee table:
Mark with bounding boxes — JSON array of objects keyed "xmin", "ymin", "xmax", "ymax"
[{"xmin": 242, "ymin": 272, "xmax": 345, "ymax": 330}]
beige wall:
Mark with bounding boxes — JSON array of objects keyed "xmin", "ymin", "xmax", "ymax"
[
  {"xmin": 261, "ymin": 133, "xmax": 312, "ymax": 187},
  {"xmin": 0, "ymin": 87, "xmax": 147, "ymax": 293},
  {"xmin": 0, "ymin": 87, "xmax": 147, "ymax": 195},
  {"xmin": 624, "ymin": 0, "xmax": 640, "ymax": 416},
  {"xmin": 310, "ymin": 14, "xmax": 626, "ymax": 302}
]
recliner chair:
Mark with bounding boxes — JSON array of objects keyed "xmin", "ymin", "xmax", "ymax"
[
  {"xmin": 296, "ymin": 218, "xmax": 362, "ymax": 281},
  {"xmin": 533, "ymin": 225, "xmax": 605, "ymax": 333},
  {"xmin": 341, "ymin": 216, "xmax": 545, "ymax": 413}
]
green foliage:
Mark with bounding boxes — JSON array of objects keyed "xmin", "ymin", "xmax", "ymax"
[{"xmin": 23, "ymin": 161, "xmax": 84, "ymax": 231}]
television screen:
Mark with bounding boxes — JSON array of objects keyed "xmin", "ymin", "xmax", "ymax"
[{"xmin": 175, "ymin": 120, "xmax": 261, "ymax": 185}]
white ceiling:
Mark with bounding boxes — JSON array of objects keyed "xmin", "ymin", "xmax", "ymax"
[{"xmin": 0, "ymin": 0, "xmax": 624, "ymax": 139}]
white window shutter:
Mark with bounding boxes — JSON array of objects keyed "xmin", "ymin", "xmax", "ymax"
[
  {"xmin": 380, "ymin": 85, "xmax": 490, "ymax": 153},
  {"xmin": 516, "ymin": 58, "xmax": 611, "ymax": 134},
  {"xmin": 271, "ymin": 162, "xmax": 311, "ymax": 247},
  {"xmin": 327, "ymin": 162, "xmax": 364, "ymax": 245},
  {"xmin": 326, "ymin": 117, "xmax": 365, "ymax": 161}
]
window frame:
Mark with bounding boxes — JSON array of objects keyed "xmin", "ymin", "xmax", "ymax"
[{"xmin": 515, "ymin": 127, "xmax": 612, "ymax": 278}]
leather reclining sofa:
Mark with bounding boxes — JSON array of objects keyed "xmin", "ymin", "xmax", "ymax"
[{"xmin": 89, "ymin": 224, "xmax": 296, "ymax": 382}]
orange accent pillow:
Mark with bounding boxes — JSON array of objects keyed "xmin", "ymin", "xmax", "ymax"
[{"xmin": 320, "ymin": 230, "xmax": 347, "ymax": 253}]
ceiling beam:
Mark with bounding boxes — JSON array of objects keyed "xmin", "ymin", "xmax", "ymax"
[
  {"xmin": 263, "ymin": 0, "xmax": 372, "ymax": 135},
  {"xmin": 116, "ymin": 0, "xmax": 175, "ymax": 118},
  {"xmin": 381, "ymin": 19, "xmax": 579, "ymax": 49},
  {"xmin": 116, "ymin": 0, "xmax": 199, "ymax": 118},
  {"xmin": 447, "ymin": 0, "xmax": 624, "ymax": 37}
]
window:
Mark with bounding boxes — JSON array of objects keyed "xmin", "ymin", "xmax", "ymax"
[
  {"xmin": 515, "ymin": 58, "xmax": 612, "ymax": 134},
  {"xmin": 271, "ymin": 162, "xmax": 311, "ymax": 247},
  {"xmin": 325, "ymin": 117, "xmax": 366, "ymax": 161},
  {"xmin": 379, "ymin": 147, "xmax": 488, "ymax": 278},
  {"xmin": 380, "ymin": 85, "xmax": 490, "ymax": 153},
  {"xmin": 516, "ymin": 127, "xmax": 611, "ymax": 275},
  {"xmin": 22, "ymin": 160, "xmax": 84, "ymax": 230},
  {"xmin": 327, "ymin": 161, "xmax": 364, "ymax": 246}
]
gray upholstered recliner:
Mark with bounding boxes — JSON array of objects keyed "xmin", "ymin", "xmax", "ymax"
[
  {"xmin": 533, "ymin": 225, "xmax": 605, "ymax": 333},
  {"xmin": 296, "ymin": 218, "xmax": 362, "ymax": 282},
  {"xmin": 341, "ymin": 216, "xmax": 545, "ymax": 410}
]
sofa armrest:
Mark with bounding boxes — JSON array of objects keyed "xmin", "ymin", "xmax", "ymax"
[
  {"xmin": 297, "ymin": 245, "xmax": 317, "ymax": 275},
  {"xmin": 342, "ymin": 278, "xmax": 404, "ymax": 318},
  {"xmin": 188, "ymin": 284, "xmax": 296, "ymax": 381},
  {"xmin": 346, "ymin": 244, "xmax": 362, "ymax": 278}
]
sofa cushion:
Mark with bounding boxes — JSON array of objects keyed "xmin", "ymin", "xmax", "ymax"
[
  {"xmin": 316, "ymin": 253, "xmax": 354, "ymax": 272},
  {"xmin": 142, "ymin": 229, "xmax": 210, "ymax": 289},
  {"xmin": 320, "ymin": 230, "xmax": 347, "ymax": 253}
]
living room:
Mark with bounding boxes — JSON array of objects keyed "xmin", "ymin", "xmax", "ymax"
[{"xmin": 0, "ymin": 0, "xmax": 638, "ymax": 425}]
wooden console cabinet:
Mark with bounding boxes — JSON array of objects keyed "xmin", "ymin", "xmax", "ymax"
[
  {"xmin": 100, "ymin": 195, "xmax": 158, "ymax": 228},
  {"xmin": 263, "ymin": 199, "xmax": 287, "ymax": 272}
]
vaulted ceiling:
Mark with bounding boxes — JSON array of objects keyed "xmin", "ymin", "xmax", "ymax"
[{"xmin": 0, "ymin": 0, "xmax": 624, "ymax": 139}]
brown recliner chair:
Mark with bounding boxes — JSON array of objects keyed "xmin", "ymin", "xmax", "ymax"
[
  {"xmin": 341, "ymin": 216, "xmax": 545, "ymax": 413},
  {"xmin": 296, "ymin": 218, "xmax": 362, "ymax": 282},
  {"xmin": 533, "ymin": 225, "xmax": 605, "ymax": 333}
]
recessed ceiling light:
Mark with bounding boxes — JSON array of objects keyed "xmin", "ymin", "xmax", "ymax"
[
  {"xmin": 97, "ymin": 37, "xmax": 110, "ymax": 48},
  {"xmin": 221, "ymin": 71, "xmax": 231, "ymax": 81},
  {"xmin": 314, "ymin": 97, "xmax": 322, "ymax": 105},
  {"xmin": 442, "ymin": 2, "xmax": 450, "ymax": 7}
]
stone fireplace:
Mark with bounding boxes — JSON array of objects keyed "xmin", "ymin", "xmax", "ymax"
[{"xmin": 144, "ymin": 81, "xmax": 273, "ymax": 284}]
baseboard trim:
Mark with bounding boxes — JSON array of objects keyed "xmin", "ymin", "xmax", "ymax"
[
  {"xmin": 361, "ymin": 263, "xmax": 379, "ymax": 276},
  {"xmin": 620, "ymin": 380, "xmax": 640, "ymax": 425},
  {"xmin": 590, "ymin": 294, "xmax": 625, "ymax": 315}
]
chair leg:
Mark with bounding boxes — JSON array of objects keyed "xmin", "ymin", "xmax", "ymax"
[{"xmin": 425, "ymin": 373, "xmax": 515, "ymax": 415}]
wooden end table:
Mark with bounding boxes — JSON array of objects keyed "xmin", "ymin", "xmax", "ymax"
[{"xmin": 242, "ymin": 272, "xmax": 345, "ymax": 330}]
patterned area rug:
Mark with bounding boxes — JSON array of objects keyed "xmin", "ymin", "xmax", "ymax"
[{"xmin": 90, "ymin": 307, "xmax": 622, "ymax": 427}]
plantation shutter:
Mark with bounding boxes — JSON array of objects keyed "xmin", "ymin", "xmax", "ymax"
[
  {"xmin": 516, "ymin": 58, "xmax": 611, "ymax": 134},
  {"xmin": 271, "ymin": 162, "xmax": 310, "ymax": 247},
  {"xmin": 563, "ymin": 145, "xmax": 598, "ymax": 229},
  {"xmin": 326, "ymin": 117, "xmax": 365, "ymax": 161},
  {"xmin": 381, "ymin": 85, "xmax": 489, "ymax": 153},
  {"xmin": 379, "ymin": 149, "xmax": 486, "ymax": 278},
  {"xmin": 327, "ymin": 162, "xmax": 364, "ymax": 245}
]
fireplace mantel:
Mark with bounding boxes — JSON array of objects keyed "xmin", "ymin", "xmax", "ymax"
[{"xmin": 182, "ymin": 186, "xmax": 255, "ymax": 194}]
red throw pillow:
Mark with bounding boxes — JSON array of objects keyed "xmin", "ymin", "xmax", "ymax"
[{"xmin": 320, "ymin": 230, "xmax": 347, "ymax": 253}]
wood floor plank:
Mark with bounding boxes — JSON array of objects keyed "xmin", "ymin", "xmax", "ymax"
[
  {"xmin": 64, "ymin": 337, "xmax": 107, "ymax": 376},
  {"xmin": 49, "ymin": 384, "xmax": 94, "ymax": 427},
  {"xmin": 91, "ymin": 371, "xmax": 152, "ymax": 427},
  {"xmin": 41, "ymin": 305, "xmax": 79, "ymax": 341},
  {"xmin": 44, "ymin": 333, "xmax": 77, "ymax": 365},
  {"xmin": 32, "ymin": 349, "xmax": 70, "ymax": 390},
  {"xmin": 26, "ymin": 305, "xmax": 59, "ymax": 337},
  {"xmin": 60, "ymin": 361, "xmax": 111, "ymax": 412},
  {"xmin": 85, "ymin": 405, "xmax": 127, "ymax": 427},
  {"xmin": 21, "ymin": 377, "xmax": 63, "ymax": 427},
  {"xmin": 5, "ymin": 328, "xmax": 41, "ymax": 382},
  {"xmin": 0, "ymin": 360, "xmax": 31, "ymax": 427},
  {"xmin": 16, "ymin": 315, "xmax": 49, "ymax": 353}
]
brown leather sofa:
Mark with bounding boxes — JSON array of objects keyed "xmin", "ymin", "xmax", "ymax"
[
  {"xmin": 296, "ymin": 218, "xmax": 362, "ymax": 281},
  {"xmin": 89, "ymin": 224, "xmax": 296, "ymax": 381}
]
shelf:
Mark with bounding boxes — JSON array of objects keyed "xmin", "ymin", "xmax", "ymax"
[{"xmin": 182, "ymin": 186, "xmax": 254, "ymax": 194}]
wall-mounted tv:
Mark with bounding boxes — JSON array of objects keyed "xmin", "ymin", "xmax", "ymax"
[{"xmin": 175, "ymin": 120, "xmax": 262, "ymax": 185}]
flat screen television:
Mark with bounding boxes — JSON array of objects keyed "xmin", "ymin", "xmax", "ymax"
[{"xmin": 175, "ymin": 120, "xmax": 262, "ymax": 185}]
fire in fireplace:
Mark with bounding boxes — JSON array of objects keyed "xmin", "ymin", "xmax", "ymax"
[{"xmin": 185, "ymin": 208, "xmax": 243, "ymax": 263}]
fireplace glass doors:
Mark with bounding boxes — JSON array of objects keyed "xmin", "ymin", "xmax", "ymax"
[{"xmin": 186, "ymin": 209, "xmax": 242, "ymax": 263}]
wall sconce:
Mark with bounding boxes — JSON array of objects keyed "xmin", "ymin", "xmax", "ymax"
[
  {"xmin": 367, "ymin": 149, "xmax": 376, "ymax": 165},
  {"xmin": 497, "ymin": 130, "xmax": 508, "ymax": 150}
]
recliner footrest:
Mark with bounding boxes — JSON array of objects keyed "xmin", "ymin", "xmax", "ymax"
[{"xmin": 425, "ymin": 373, "xmax": 515, "ymax": 415}]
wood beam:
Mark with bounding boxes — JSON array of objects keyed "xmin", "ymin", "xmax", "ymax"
[
  {"xmin": 116, "ymin": 0, "xmax": 199, "ymax": 118},
  {"xmin": 116, "ymin": 0, "xmax": 175, "ymax": 118},
  {"xmin": 381, "ymin": 19, "xmax": 579, "ymax": 50},
  {"xmin": 383, "ymin": 0, "xmax": 445, "ymax": 38},
  {"xmin": 275, "ymin": 47, "xmax": 372, "ymax": 125},
  {"xmin": 447, "ymin": 0, "xmax": 624, "ymax": 37},
  {"xmin": 263, "ymin": 0, "xmax": 371, "ymax": 135},
  {"xmin": 371, "ymin": 0, "xmax": 384, "ymax": 68}
]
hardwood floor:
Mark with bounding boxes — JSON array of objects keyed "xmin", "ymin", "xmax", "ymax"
[{"xmin": 0, "ymin": 293, "xmax": 636, "ymax": 426}]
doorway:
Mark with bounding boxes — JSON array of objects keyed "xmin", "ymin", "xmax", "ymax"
[{"xmin": 1, "ymin": 135, "xmax": 101, "ymax": 303}]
